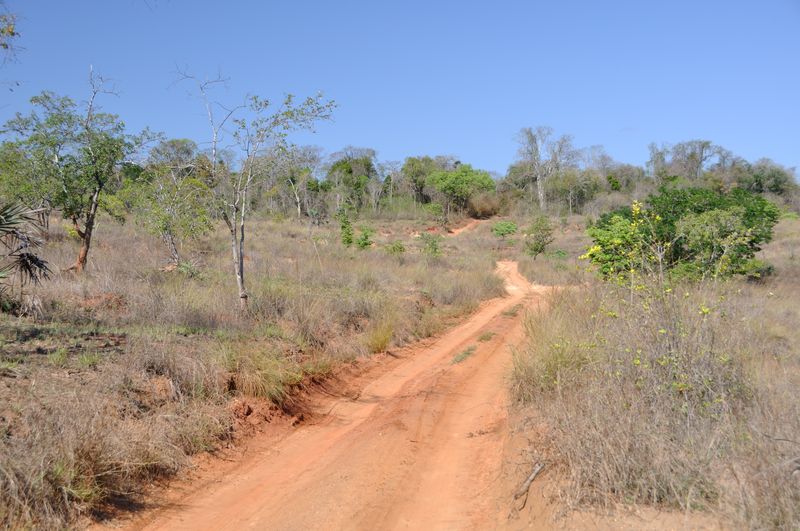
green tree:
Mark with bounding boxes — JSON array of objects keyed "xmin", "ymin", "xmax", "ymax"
[
  {"xmin": 426, "ymin": 164, "xmax": 495, "ymax": 215},
  {"xmin": 326, "ymin": 150, "xmax": 376, "ymax": 210},
  {"xmin": 401, "ymin": 155, "xmax": 440, "ymax": 203},
  {"xmin": 0, "ymin": 141, "xmax": 57, "ymax": 231},
  {"xmin": 736, "ymin": 159, "xmax": 796, "ymax": 196},
  {"xmin": 125, "ymin": 139, "xmax": 214, "ymax": 266},
  {"xmin": 2, "ymin": 81, "xmax": 143, "ymax": 272}
]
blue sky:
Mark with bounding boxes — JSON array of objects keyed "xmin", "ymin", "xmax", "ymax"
[{"xmin": 2, "ymin": 0, "xmax": 799, "ymax": 174}]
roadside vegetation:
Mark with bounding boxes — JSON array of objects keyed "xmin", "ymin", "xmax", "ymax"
[{"xmin": 513, "ymin": 184, "xmax": 800, "ymax": 528}]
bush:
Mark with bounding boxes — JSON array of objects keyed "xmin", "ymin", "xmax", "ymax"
[
  {"xmin": 584, "ymin": 188, "xmax": 780, "ymax": 280},
  {"xmin": 467, "ymin": 192, "xmax": 500, "ymax": 218},
  {"xmin": 491, "ymin": 221, "xmax": 517, "ymax": 239},
  {"xmin": 335, "ymin": 208, "xmax": 354, "ymax": 247},
  {"xmin": 419, "ymin": 233, "xmax": 443, "ymax": 258},
  {"xmin": 523, "ymin": 216, "xmax": 554, "ymax": 259},
  {"xmin": 426, "ymin": 164, "xmax": 495, "ymax": 210},
  {"xmin": 385, "ymin": 240, "xmax": 406, "ymax": 255},
  {"xmin": 355, "ymin": 227, "xmax": 374, "ymax": 250}
]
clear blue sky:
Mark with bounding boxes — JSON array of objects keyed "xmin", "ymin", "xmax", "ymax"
[{"xmin": 2, "ymin": 0, "xmax": 799, "ymax": 174}]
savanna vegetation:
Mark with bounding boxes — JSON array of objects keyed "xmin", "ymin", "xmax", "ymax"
[
  {"xmin": 512, "ymin": 185, "xmax": 800, "ymax": 528},
  {"xmin": 1, "ymin": 23, "xmax": 799, "ymax": 527}
]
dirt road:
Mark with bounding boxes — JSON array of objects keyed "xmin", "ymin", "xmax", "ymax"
[{"xmin": 125, "ymin": 261, "xmax": 539, "ymax": 531}]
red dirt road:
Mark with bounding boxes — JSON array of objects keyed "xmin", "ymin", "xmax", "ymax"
[{"xmin": 118, "ymin": 261, "xmax": 540, "ymax": 531}]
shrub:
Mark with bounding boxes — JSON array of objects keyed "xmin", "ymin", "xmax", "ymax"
[
  {"xmin": 426, "ymin": 164, "xmax": 495, "ymax": 211},
  {"xmin": 523, "ymin": 216, "xmax": 554, "ymax": 259},
  {"xmin": 385, "ymin": 240, "xmax": 406, "ymax": 255},
  {"xmin": 584, "ymin": 187, "xmax": 780, "ymax": 280},
  {"xmin": 335, "ymin": 208, "xmax": 354, "ymax": 247},
  {"xmin": 355, "ymin": 227, "xmax": 374, "ymax": 250},
  {"xmin": 467, "ymin": 192, "xmax": 500, "ymax": 218},
  {"xmin": 419, "ymin": 233, "xmax": 443, "ymax": 257},
  {"xmin": 491, "ymin": 221, "xmax": 517, "ymax": 239}
]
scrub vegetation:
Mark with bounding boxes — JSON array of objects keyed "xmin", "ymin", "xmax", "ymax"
[{"xmin": 1, "ymin": 57, "xmax": 799, "ymax": 530}]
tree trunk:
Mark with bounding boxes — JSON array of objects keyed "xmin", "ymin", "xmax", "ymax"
[
  {"xmin": 536, "ymin": 174, "xmax": 546, "ymax": 212},
  {"xmin": 237, "ymin": 217, "xmax": 247, "ymax": 310},
  {"xmin": 163, "ymin": 231, "xmax": 180, "ymax": 265},
  {"xmin": 227, "ymin": 207, "xmax": 248, "ymax": 312},
  {"xmin": 72, "ymin": 187, "xmax": 100, "ymax": 273}
]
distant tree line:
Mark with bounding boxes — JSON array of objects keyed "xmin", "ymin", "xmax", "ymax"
[{"xmin": 1, "ymin": 74, "xmax": 797, "ymax": 306}]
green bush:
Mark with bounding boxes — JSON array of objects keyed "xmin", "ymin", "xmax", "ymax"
[
  {"xmin": 355, "ymin": 227, "xmax": 374, "ymax": 250},
  {"xmin": 491, "ymin": 221, "xmax": 518, "ymax": 239},
  {"xmin": 419, "ymin": 233, "xmax": 443, "ymax": 257},
  {"xmin": 426, "ymin": 164, "xmax": 495, "ymax": 210},
  {"xmin": 584, "ymin": 187, "xmax": 780, "ymax": 280},
  {"xmin": 385, "ymin": 240, "xmax": 406, "ymax": 255},
  {"xmin": 335, "ymin": 208, "xmax": 354, "ymax": 247},
  {"xmin": 523, "ymin": 216, "xmax": 554, "ymax": 260}
]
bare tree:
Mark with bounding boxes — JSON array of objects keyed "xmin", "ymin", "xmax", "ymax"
[
  {"xmin": 181, "ymin": 73, "xmax": 335, "ymax": 310},
  {"xmin": 516, "ymin": 126, "xmax": 577, "ymax": 211}
]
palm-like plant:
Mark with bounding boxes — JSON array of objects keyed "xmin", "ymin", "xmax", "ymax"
[{"xmin": 0, "ymin": 203, "xmax": 50, "ymax": 293}]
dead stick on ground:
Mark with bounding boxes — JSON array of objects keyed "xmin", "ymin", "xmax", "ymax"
[{"xmin": 513, "ymin": 462, "xmax": 545, "ymax": 511}]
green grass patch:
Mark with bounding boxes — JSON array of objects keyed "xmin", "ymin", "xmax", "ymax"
[
  {"xmin": 452, "ymin": 345, "xmax": 477, "ymax": 364},
  {"xmin": 502, "ymin": 304, "xmax": 523, "ymax": 317},
  {"xmin": 47, "ymin": 348, "xmax": 69, "ymax": 367},
  {"xmin": 478, "ymin": 331, "xmax": 495, "ymax": 342},
  {"xmin": 77, "ymin": 351, "xmax": 101, "ymax": 369}
]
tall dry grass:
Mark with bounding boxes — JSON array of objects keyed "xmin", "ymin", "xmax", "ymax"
[{"xmin": 512, "ymin": 218, "xmax": 800, "ymax": 528}]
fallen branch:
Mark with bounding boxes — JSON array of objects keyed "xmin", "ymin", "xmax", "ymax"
[{"xmin": 513, "ymin": 462, "xmax": 545, "ymax": 511}]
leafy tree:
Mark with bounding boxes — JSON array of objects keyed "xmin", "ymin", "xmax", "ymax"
[
  {"xmin": 523, "ymin": 216, "xmax": 554, "ymax": 259},
  {"xmin": 491, "ymin": 221, "xmax": 517, "ymax": 239},
  {"xmin": 0, "ymin": 141, "xmax": 57, "ymax": 231},
  {"xmin": 125, "ymin": 139, "xmax": 213, "ymax": 265},
  {"xmin": 737, "ymin": 159, "xmax": 796, "ymax": 196},
  {"xmin": 426, "ymin": 164, "xmax": 495, "ymax": 215},
  {"xmin": 2, "ymin": 82, "xmax": 143, "ymax": 272},
  {"xmin": 401, "ymin": 155, "xmax": 440, "ymax": 202},
  {"xmin": 326, "ymin": 150, "xmax": 376, "ymax": 209}
]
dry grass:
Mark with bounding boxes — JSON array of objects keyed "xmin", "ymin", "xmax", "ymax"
[
  {"xmin": 512, "ymin": 218, "xmax": 800, "ymax": 529},
  {"xmin": 0, "ymin": 213, "xmax": 505, "ymax": 528}
]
